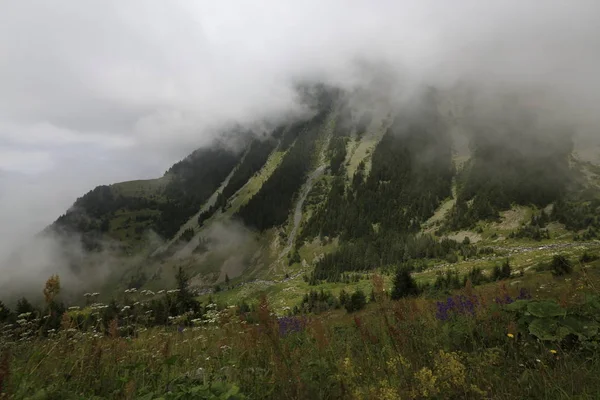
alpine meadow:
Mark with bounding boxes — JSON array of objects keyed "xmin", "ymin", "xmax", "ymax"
[{"xmin": 2, "ymin": 1, "xmax": 600, "ymax": 399}]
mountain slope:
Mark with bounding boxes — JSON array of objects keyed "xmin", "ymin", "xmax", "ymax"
[{"xmin": 26, "ymin": 85, "xmax": 600, "ymax": 305}]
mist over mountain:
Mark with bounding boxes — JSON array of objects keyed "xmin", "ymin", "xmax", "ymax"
[
  {"xmin": 1, "ymin": 1, "xmax": 600, "ymax": 303},
  {"xmin": 0, "ymin": 80, "xmax": 596, "ymax": 305},
  {"xmin": 5, "ymin": 4, "xmax": 600, "ymax": 399}
]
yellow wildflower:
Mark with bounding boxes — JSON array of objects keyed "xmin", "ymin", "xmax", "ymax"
[
  {"xmin": 507, "ymin": 333, "xmax": 514, "ymax": 339},
  {"xmin": 413, "ymin": 367, "xmax": 439, "ymax": 398},
  {"xmin": 550, "ymin": 349, "xmax": 557, "ymax": 354},
  {"xmin": 435, "ymin": 350, "xmax": 466, "ymax": 390}
]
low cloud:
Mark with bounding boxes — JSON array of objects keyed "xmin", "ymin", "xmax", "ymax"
[
  {"xmin": 1, "ymin": 0, "xmax": 600, "ymax": 296},
  {"xmin": 0, "ymin": 231, "xmax": 121, "ymax": 305}
]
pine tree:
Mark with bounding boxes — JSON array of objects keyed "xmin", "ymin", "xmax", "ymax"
[
  {"xmin": 175, "ymin": 266, "xmax": 199, "ymax": 314},
  {"xmin": 551, "ymin": 254, "xmax": 573, "ymax": 276},
  {"xmin": 16, "ymin": 297, "xmax": 35, "ymax": 316},
  {"xmin": 0, "ymin": 301, "xmax": 11, "ymax": 323},
  {"xmin": 391, "ymin": 267, "xmax": 420, "ymax": 300},
  {"xmin": 345, "ymin": 289, "xmax": 366, "ymax": 313},
  {"xmin": 501, "ymin": 259, "xmax": 512, "ymax": 279}
]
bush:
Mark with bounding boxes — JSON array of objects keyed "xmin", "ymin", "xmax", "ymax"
[
  {"xmin": 509, "ymin": 225, "xmax": 550, "ymax": 241},
  {"xmin": 551, "ymin": 254, "xmax": 573, "ymax": 276},
  {"xmin": 492, "ymin": 259, "xmax": 512, "ymax": 280},
  {"xmin": 433, "ymin": 270, "xmax": 461, "ymax": 291},
  {"xmin": 463, "ymin": 267, "xmax": 488, "ymax": 286},
  {"xmin": 446, "ymin": 252, "xmax": 459, "ymax": 264},
  {"xmin": 345, "ymin": 289, "xmax": 367, "ymax": 313},
  {"xmin": 579, "ymin": 251, "xmax": 599, "ymax": 264}
]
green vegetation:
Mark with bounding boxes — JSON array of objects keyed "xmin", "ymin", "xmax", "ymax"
[
  {"xmin": 3, "ymin": 259, "xmax": 600, "ymax": 398},
  {"xmin": 197, "ymin": 137, "xmax": 278, "ymax": 226},
  {"xmin": 445, "ymin": 116, "xmax": 574, "ymax": 231},
  {"xmin": 8, "ymin": 85, "xmax": 600, "ymax": 398},
  {"xmin": 237, "ymin": 108, "xmax": 331, "ymax": 231},
  {"xmin": 53, "ymin": 144, "xmax": 243, "ymax": 250}
]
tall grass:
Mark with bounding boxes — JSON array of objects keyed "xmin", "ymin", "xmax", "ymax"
[{"xmin": 2, "ymin": 268, "xmax": 600, "ymax": 399}]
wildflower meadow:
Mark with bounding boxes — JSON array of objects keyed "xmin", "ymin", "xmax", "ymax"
[{"xmin": 1, "ymin": 261, "xmax": 600, "ymax": 399}]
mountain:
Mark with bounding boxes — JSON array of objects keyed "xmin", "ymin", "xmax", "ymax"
[{"xmin": 18, "ymin": 84, "xmax": 600, "ymax": 305}]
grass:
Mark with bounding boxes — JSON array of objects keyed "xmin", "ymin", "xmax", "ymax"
[
  {"xmin": 4, "ymin": 261, "xmax": 600, "ymax": 399},
  {"xmin": 224, "ymin": 150, "xmax": 286, "ymax": 218},
  {"xmin": 111, "ymin": 178, "xmax": 169, "ymax": 200},
  {"xmin": 344, "ymin": 114, "xmax": 389, "ymax": 180},
  {"xmin": 345, "ymin": 138, "xmax": 377, "ymax": 179},
  {"xmin": 415, "ymin": 241, "xmax": 600, "ymax": 284}
]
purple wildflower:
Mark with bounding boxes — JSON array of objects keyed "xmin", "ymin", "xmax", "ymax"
[
  {"xmin": 278, "ymin": 316, "xmax": 306, "ymax": 337},
  {"xmin": 516, "ymin": 288, "xmax": 532, "ymax": 300},
  {"xmin": 436, "ymin": 301, "xmax": 449, "ymax": 321},
  {"xmin": 435, "ymin": 294, "xmax": 481, "ymax": 321},
  {"xmin": 494, "ymin": 294, "xmax": 514, "ymax": 305}
]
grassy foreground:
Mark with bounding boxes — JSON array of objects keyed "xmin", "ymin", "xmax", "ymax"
[{"xmin": 2, "ymin": 261, "xmax": 600, "ymax": 399}]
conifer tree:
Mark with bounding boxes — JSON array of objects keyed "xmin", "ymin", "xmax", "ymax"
[{"xmin": 391, "ymin": 267, "xmax": 420, "ymax": 300}]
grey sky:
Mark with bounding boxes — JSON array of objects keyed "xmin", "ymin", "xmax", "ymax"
[{"xmin": 1, "ymin": 0, "xmax": 600, "ymax": 261}]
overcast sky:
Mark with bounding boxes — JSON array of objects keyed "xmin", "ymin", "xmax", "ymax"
[{"xmin": 1, "ymin": 0, "xmax": 600, "ymax": 259}]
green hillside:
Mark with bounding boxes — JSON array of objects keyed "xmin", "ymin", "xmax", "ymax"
[{"xmin": 30, "ymin": 86, "xmax": 600, "ymax": 305}]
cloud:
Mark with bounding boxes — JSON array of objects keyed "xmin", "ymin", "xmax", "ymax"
[
  {"xmin": 1, "ymin": 0, "xmax": 600, "ymax": 296},
  {"xmin": 2, "ymin": 1, "xmax": 599, "ymax": 159},
  {"xmin": 0, "ymin": 122, "xmax": 134, "ymax": 149},
  {"xmin": 0, "ymin": 149, "xmax": 54, "ymax": 174}
]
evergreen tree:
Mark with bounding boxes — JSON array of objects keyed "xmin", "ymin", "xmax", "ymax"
[
  {"xmin": 175, "ymin": 266, "xmax": 199, "ymax": 314},
  {"xmin": 149, "ymin": 298, "xmax": 169, "ymax": 326},
  {"xmin": 345, "ymin": 289, "xmax": 366, "ymax": 313},
  {"xmin": 551, "ymin": 254, "xmax": 573, "ymax": 276},
  {"xmin": 16, "ymin": 297, "xmax": 35, "ymax": 316},
  {"xmin": 391, "ymin": 268, "xmax": 420, "ymax": 300},
  {"xmin": 101, "ymin": 299, "xmax": 120, "ymax": 332},
  {"xmin": 289, "ymin": 250, "xmax": 301, "ymax": 265},
  {"xmin": 492, "ymin": 259, "xmax": 512, "ymax": 281},
  {"xmin": 501, "ymin": 259, "xmax": 512, "ymax": 279},
  {"xmin": 0, "ymin": 301, "xmax": 11, "ymax": 323}
]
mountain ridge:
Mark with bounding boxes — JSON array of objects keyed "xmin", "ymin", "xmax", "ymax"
[{"xmin": 7, "ymin": 85, "xmax": 600, "ymax": 306}]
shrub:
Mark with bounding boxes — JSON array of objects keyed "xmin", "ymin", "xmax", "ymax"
[
  {"xmin": 463, "ymin": 267, "xmax": 488, "ymax": 286},
  {"xmin": 433, "ymin": 270, "xmax": 461, "ymax": 291},
  {"xmin": 492, "ymin": 259, "xmax": 512, "ymax": 280},
  {"xmin": 551, "ymin": 254, "xmax": 573, "ymax": 276},
  {"xmin": 579, "ymin": 251, "xmax": 599, "ymax": 264},
  {"xmin": 345, "ymin": 289, "xmax": 366, "ymax": 313},
  {"xmin": 446, "ymin": 252, "xmax": 459, "ymax": 264}
]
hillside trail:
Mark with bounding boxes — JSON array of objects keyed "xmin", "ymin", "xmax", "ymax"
[{"xmin": 279, "ymin": 164, "xmax": 326, "ymax": 260}]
